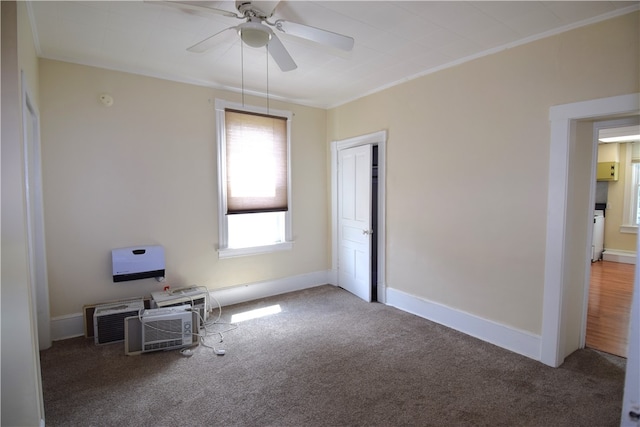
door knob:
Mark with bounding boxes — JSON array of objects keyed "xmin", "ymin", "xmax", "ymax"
[{"xmin": 362, "ymin": 229, "xmax": 373, "ymax": 235}]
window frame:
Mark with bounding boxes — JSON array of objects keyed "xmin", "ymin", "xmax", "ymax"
[
  {"xmin": 621, "ymin": 143, "xmax": 640, "ymax": 234},
  {"xmin": 215, "ymin": 99, "xmax": 293, "ymax": 258}
]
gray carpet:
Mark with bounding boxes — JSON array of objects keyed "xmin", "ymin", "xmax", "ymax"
[{"xmin": 40, "ymin": 285, "xmax": 626, "ymax": 426}]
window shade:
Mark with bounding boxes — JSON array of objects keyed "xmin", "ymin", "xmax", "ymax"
[{"xmin": 225, "ymin": 109, "xmax": 288, "ymax": 214}]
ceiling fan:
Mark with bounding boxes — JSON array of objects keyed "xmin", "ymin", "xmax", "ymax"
[{"xmin": 148, "ymin": 1, "xmax": 355, "ymax": 72}]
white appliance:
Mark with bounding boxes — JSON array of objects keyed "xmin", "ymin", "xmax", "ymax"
[
  {"xmin": 111, "ymin": 245, "xmax": 165, "ymax": 282},
  {"xmin": 93, "ymin": 299, "xmax": 144, "ymax": 345},
  {"xmin": 592, "ymin": 210, "xmax": 605, "ymax": 262},
  {"xmin": 151, "ymin": 287, "xmax": 208, "ymax": 328},
  {"xmin": 124, "ymin": 305, "xmax": 194, "ymax": 355}
]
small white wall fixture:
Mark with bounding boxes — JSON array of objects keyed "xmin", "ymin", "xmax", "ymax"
[{"xmin": 542, "ymin": 93, "xmax": 640, "ymax": 367}]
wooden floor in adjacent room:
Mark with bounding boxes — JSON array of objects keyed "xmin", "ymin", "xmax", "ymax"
[{"xmin": 586, "ymin": 260, "xmax": 635, "ymax": 358}]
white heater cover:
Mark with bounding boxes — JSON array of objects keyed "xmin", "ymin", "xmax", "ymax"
[{"xmin": 112, "ymin": 245, "xmax": 165, "ymax": 282}]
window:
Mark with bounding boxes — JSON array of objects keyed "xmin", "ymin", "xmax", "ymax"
[
  {"xmin": 629, "ymin": 144, "xmax": 640, "ymax": 226},
  {"xmin": 634, "ymin": 162, "xmax": 640, "ymax": 225},
  {"xmin": 621, "ymin": 142, "xmax": 640, "ymax": 233},
  {"xmin": 215, "ymin": 100, "xmax": 293, "ymax": 257}
]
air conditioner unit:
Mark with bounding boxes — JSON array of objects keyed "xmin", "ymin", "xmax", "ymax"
[
  {"xmin": 93, "ymin": 299, "xmax": 144, "ymax": 345},
  {"xmin": 124, "ymin": 305, "xmax": 196, "ymax": 355},
  {"xmin": 151, "ymin": 287, "xmax": 208, "ymax": 328}
]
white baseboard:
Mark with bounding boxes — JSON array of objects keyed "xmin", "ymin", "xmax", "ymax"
[
  {"xmin": 602, "ymin": 249, "xmax": 636, "ymax": 264},
  {"xmin": 50, "ymin": 312, "xmax": 85, "ymax": 341},
  {"xmin": 209, "ymin": 270, "xmax": 331, "ymax": 307},
  {"xmin": 327, "ymin": 269, "xmax": 338, "ymax": 286},
  {"xmin": 386, "ymin": 287, "xmax": 541, "ymax": 362},
  {"xmin": 50, "ymin": 270, "xmax": 332, "ymax": 341},
  {"xmin": 52, "ymin": 272, "xmax": 541, "ymax": 362}
]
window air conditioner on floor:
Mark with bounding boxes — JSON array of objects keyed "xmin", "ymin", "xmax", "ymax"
[
  {"xmin": 93, "ymin": 299, "xmax": 145, "ymax": 345},
  {"xmin": 151, "ymin": 287, "xmax": 209, "ymax": 328},
  {"xmin": 124, "ymin": 305, "xmax": 198, "ymax": 355}
]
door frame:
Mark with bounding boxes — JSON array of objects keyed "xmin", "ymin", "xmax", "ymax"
[
  {"xmin": 541, "ymin": 93, "xmax": 639, "ymax": 367},
  {"xmin": 22, "ymin": 70, "xmax": 51, "ymax": 350},
  {"xmin": 331, "ymin": 130, "xmax": 387, "ymax": 303}
]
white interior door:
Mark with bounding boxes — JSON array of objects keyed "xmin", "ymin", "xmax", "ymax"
[
  {"xmin": 621, "ymin": 242, "xmax": 640, "ymax": 426},
  {"xmin": 338, "ymin": 144, "xmax": 372, "ymax": 301}
]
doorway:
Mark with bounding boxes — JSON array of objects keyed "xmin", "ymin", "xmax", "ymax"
[
  {"xmin": 331, "ymin": 130, "xmax": 386, "ymax": 303},
  {"xmin": 542, "ymin": 93, "xmax": 639, "ymax": 367},
  {"xmin": 584, "ymin": 118, "xmax": 639, "ymax": 358}
]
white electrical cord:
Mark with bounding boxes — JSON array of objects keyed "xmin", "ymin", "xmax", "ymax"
[
  {"xmin": 138, "ymin": 285, "xmax": 239, "ymax": 357},
  {"xmin": 193, "ymin": 292, "xmax": 238, "ymax": 355}
]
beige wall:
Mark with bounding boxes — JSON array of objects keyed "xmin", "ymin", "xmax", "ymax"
[
  {"xmin": 1, "ymin": 1, "xmax": 45, "ymax": 425},
  {"xmin": 328, "ymin": 12, "xmax": 639, "ymax": 335},
  {"xmin": 39, "ymin": 59, "xmax": 329, "ymax": 317}
]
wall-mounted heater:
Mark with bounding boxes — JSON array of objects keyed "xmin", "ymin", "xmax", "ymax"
[
  {"xmin": 124, "ymin": 305, "xmax": 196, "ymax": 355},
  {"xmin": 93, "ymin": 299, "xmax": 144, "ymax": 345},
  {"xmin": 151, "ymin": 287, "xmax": 208, "ymax": 328},
  {"xmin": 112, "ymin": 245, "xmax": 165, "ymax": 282}
]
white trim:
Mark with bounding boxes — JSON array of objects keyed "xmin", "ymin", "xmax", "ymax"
[
  {"xmin": 579, "ymin": 121, "xmax": 601, "ymax": 350},
  {"xmin": 214, "ymin": 99, "xmax": 293, "ymax": 258},
  {"xmin": 543, "ymin": 93, "xmax": 640, "ymax": 367},
  {"xmin": 51, "ymin": 313, "xmax": 85, "ymax": 341},
  {"xmin": 613, "ymin": 118, "xmax": 640, "ymax": 229},
  {"xmin": 209, "ymin": 270, "xmax": 331, "ymax": 307},
  {"xmin": 21, "ymin": 70, "xmax": 51, "ymax": 351},
  {"xmin": 331, "ymin": 130, "xmax": 387, "ymax": 303},
  {"xmin": 541, "ymin": 115, "xmax": 571, "ymax": 367},
  {"xmin": 602, "ymin": 249, "xmax": 637, "ymax": 264},
  {"xmin": 218, "ymin": 241, "xmax": 294, "ymax": 258},
  {"xmin": 622, "ymin": 133, "xmax": 637, "ymax": 231},
  {"xmin": 386, "ymin": 288, "xmax": 541, "ymax": 361},
  {"xmin": 549, "ymin": 97, "xmax": 637, "ymax": 122},
  {"xmin": 50, "ymin": 271, "xmax": 332, "ymax": 340},
  {"xmin": 327, "ymin": 268, "xmax": 338, "ymax": 287}
]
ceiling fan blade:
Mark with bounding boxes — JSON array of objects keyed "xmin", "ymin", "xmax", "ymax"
[
  {"xmin": 187, "ymin": 26, "xmax": 238, "ymax": 53},
  {"xmin": 274, "ymin": 20, "xmax": 354, "ymax": 52},
  {"xmin": 146, "ymin": 1, "xmax": 239, "ymax": 18},
  {"xmin": 267, "ymin": 33, "xmax": 297, "ymax": 72}
]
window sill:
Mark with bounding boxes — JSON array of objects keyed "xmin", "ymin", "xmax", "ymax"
[
  {"xmin": 620, "ymin": 225, "xmax": 638, "ymax": 234},
  {"xmin": 218, "ymin": 241, "xmax": 294, "ymax": 259}
]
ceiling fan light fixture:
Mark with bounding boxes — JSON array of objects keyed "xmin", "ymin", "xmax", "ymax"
[{"xmin": 238, "ymin": 21, "xmax": 271, "ymax": 48}]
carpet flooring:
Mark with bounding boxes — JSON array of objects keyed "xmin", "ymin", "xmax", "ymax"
[{"xmin": 40, "ymin": 285, "xmax": 626, "ymax": 426}]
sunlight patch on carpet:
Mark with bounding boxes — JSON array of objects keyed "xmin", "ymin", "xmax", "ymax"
[{"xmin": 231, "ymin": 304, "xmax": 282, "ymax": 323}]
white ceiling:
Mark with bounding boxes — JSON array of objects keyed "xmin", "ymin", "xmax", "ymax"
[{"xmin": 28, "ymin": 1, "xmax": 639, "ymax": 108}]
